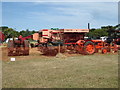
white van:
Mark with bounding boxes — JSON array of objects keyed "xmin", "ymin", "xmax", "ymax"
[{"xmin": 100, "ymin": 36, "xmax": 108, "ymax": 41}]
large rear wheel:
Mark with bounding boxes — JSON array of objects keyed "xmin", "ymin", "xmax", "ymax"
[{"xmin": 84, "ymin": 41, "xmax": 95, "ymax": 55}]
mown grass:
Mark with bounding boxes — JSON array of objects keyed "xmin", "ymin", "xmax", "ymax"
[{"xmin": 2, "ymin": 48, "xmax": 118, "ymax": 88}]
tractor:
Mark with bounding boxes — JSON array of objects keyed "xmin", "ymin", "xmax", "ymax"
[
  {"xmin": 36, "ymin": 28, "xmax": 119, "ymax": 55},
  {"xmin": 36, "ymin": 28, "xmax": 96, "ymax": 55},
  {"xmin": 7, "ymin": 26, "xmax": 120, "ymax": 56}
]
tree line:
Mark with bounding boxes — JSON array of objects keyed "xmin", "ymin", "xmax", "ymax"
[
  {"xmin": 86, "ymin": 24, "xmax": 120, "ymax": 39},
  {"xmin": 0, "ymin": 26, "xmax": 37, "ymax": 40},
  {"xmin": 0, "ymin": 24, "xmax": 120, "ymax": 40}
]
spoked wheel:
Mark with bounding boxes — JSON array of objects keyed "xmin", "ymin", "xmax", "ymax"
[{"xmin": 84, "ymin": 41, "xmax": 95, "ymax": 55}]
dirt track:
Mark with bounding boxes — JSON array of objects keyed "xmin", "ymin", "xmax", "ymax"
[
  {"xmin": 1, "ymin": 47, "xmax": 119, "ymax": 61},
  {"xmin": 1, "ymin": 47, "xmax": 81, "ymax": 61},
  {"xmin": 2, "ymin": 47, "xmax": 42, "ymax": 61}
]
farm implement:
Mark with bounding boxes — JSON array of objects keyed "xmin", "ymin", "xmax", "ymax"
[
  {"xmin": 7, "ymin": 35, "xmax": 32, "ymax": 56},
  {"xmin": 37, "ymin": 28, "xmax": 119, "ymax": 56},
  {"xmin": 7, "ymin": 27, "xmax": 120, "ymax": 56}
]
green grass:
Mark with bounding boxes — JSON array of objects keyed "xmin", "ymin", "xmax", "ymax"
[{"xmin": 2, "ymin": 51, "xmax": 118, "ymax": 88}]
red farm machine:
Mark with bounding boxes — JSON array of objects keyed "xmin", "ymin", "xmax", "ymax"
[
  {"xmin": 36, "ymin": 28, "xmax": 120, "ymax": 56},
  {"xmin": 0, "ymin": 31, "xmax": 5, "ymax": 44},
  {"xmin": 7, "ymin": 26, "xmax": 120, "ymax": 56},
  {"xmin": 37, "ymin": 28, "xmax": 91, "ymax": 55},
  {"xmin": 7, "ymin": 35, "xmax": 32, "ymax": 56}
]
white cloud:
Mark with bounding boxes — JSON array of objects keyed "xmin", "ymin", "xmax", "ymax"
[
  {"xmin": 2, "ymin": 2, "xmax": 118, "ymax": 30},
  {"xmin": 26, "ymin": 2, "xmax": 117, "ymax": 29}
]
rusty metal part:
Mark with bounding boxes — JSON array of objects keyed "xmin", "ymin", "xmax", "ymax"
[
  {"xmin": 41, "ymin": 47, "xmax": 58, "ymax": 56},
  {"xmin": 8, "ymin": 40, "xmax": 29, "ymax": 56},
  {"xmin": 38, "ymin": 45, "xmax": 65, "ymax": 56}
]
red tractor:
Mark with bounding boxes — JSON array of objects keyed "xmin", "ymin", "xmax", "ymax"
[
  {"xmin": 36, "ymin": 28, "xmax": 119, "ymax": 55},
  {"xmin": 36, "ymin": 28, "xmax": 95, "ymax": 55}
]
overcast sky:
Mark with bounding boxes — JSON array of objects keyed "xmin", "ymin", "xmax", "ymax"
[{"xmin": 2, "ymin": 2, "xmax": 118, "ymax": 31}]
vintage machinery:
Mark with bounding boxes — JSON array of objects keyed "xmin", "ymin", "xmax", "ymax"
[
  {"xmin": 7, "ymin": 35, "xmax": 32, "ymax": 56},
  {"xmin": 7, "ymin": 33, "xmax": 41, "ymax": 56},
  {"xmin": 0, "ymin": 31, "xmax": 5, "ymax": 43},
  {"xmin": 36, "ymin": 28, "xmax": 119, "ymax": 55},
  {"xmin": 37, "ymin": 29, "xmax": 64, "ymax": 56},
  {"xmin": 7, "ymin": 26, "xmax": 120, "ymax": 56},
  {"xmin": 37, "ymin": 28, "xmax": 94, "ymax": 55},
  {"xmin": 113, "ymin": 26, "xmax": 120, "ymax": 46}
]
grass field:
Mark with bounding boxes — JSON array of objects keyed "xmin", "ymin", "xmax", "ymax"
[{"xmin": 2, "ymin": 47, "xmax": 118, "ymax": 88}]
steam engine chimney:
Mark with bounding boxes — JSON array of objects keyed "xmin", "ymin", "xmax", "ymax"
[{"xmin": 88, "ymin": 23, "xmax": 90, "ymax": 29}]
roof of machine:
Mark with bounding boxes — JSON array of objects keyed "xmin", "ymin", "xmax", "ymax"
[
  {"xmin": 61, "ymin": 29, "xmax": 89, "ymax": 33},
  {"xmin": 39, "ymin": 29, "xmax": 89, "ymax": 33}
]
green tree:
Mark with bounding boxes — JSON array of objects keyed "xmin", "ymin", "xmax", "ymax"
[
  {"xmin": 19, "ymin": 30, "xmax": 26, "ymax": 37},
  {"xmin": 87, "ymin": 28, "xmax": 108, "ymax": 39},
  {"xmin": 19, "ymin": 29, "xmax": 36, "ymax": 37},
  {"xmin": 2, "ymin": 28, "xmax": 19, "ymax": 40}
]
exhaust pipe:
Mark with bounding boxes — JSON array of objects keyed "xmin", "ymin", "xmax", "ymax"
[{"xmin": 88, "ymin": 23, "xmax": 90, "ymax": 29}]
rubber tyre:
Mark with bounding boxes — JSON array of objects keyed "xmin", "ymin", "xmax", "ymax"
[
  {"xmin": 84, "ymin": 41, "xmax": 95, "ymax": 55},
  {"xmin": 101, "ymin": 48, "xmax": 107, "ymax": 54}
]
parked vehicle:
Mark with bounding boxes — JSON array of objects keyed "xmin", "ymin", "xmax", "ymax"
[{"xmin": 7, "ymin": 27, "xmax": 120, "ymax": 56}]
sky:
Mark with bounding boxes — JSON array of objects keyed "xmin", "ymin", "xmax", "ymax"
[{"xmin": 2, "ymin": 2, "xmax": 118, "ymax": 31}]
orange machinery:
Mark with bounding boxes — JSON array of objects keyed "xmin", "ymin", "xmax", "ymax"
[
  {"xmin": 7, "ymin": 27, "xmax": 119, "ymax": 56},
  {"xmin": 36, "ymin": 28, "xmax": 119, "ymax": 55}
]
